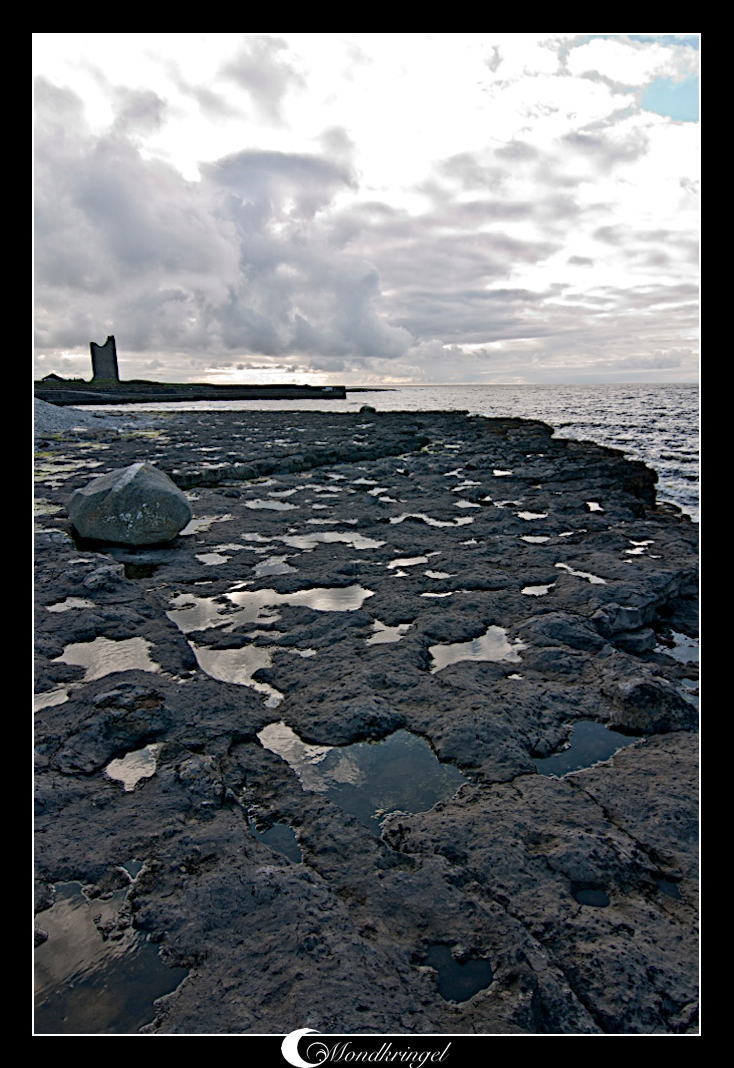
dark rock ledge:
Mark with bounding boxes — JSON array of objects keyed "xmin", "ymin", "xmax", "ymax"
[{"xmin": 34, "ymin": 411, "xmax": 698, "ymax": 1035}]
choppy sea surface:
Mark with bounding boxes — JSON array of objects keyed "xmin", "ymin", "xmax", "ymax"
[{"xmin": 95, "ymin": 384, "xmax": 699, "ymax": 521}]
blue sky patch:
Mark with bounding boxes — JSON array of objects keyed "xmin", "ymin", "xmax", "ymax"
[
  {"xmin": 629, "ymin": 34, "xmax": 699, "ymax": 49},
  {"xmin": 642, "ymin": 74, "xmax": 699, "ymax": 121}
]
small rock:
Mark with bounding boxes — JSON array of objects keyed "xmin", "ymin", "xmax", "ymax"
[
  {"xmin": 178, "ymin": 754, "xmax": 224, "ymax": 809},
  {"xmin": 82, "ymin": 564, "xmax": 125, "ymax": 590},
  {"xmin": 614, "ymin": 628, "xmax": 657, "ymax": 654},
  {"xmin": 605, "ymin": 676, "xmax": 697, "ymax": 733},
  {"xmin": 593, "ymin": 603, "xmax": 648, "ymax": 637},
  {"xmin": 68, "ymin": 462, "xmax": 192, "ymax": 545}
]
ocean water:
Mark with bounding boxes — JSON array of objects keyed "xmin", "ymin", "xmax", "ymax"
[{"xmin": 92, "ymin": 383, "xmax": 699, "ymax": 521}]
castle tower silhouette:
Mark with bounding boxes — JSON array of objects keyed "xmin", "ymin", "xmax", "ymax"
[{"xmin": 90, "ymin": 336, "xmax": 120, "ymax": 382}]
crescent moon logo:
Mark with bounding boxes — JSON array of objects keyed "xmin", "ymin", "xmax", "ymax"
[{"xmin": 281, "ymin": 1028, "xmax": 326, "ymax": 1067}]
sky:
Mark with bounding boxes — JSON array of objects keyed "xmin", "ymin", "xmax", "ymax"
[{"xmin": 33, "ymin": 33, "xmax": 700, "ymax": 386}]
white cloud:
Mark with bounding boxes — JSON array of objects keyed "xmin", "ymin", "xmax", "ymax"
[{"xmin": 566, "ymin": 36, "xmax": 698, "ymax": 85}]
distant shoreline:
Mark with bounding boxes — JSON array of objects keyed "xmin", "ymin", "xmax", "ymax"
[{"xmin": 35, "ymin": 382, "xmax": 347, "ymax": 406}]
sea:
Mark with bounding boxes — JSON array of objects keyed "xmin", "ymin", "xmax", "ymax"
[{"xmin": 97, "ymin": 383, "xmax": 699, "ymax": 522}]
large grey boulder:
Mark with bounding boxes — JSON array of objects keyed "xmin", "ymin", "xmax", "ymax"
[{"xmin": 68, "ymin": 462, "xmax": 192, "ymax": 545}]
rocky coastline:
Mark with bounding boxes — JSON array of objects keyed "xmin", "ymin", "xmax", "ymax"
[{"xmin": 34, "ymin": 408, "xmax": 699, "ymax": 1035}]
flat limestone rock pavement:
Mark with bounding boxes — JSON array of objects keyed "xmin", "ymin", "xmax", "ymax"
[{"xmin": 34, "ymin": 410, "xmax": 699, "ymax": 1035}]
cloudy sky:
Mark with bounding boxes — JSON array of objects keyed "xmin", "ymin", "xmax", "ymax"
[{"xmin": 33, "ymin": 33, "xmax": 700, "ymax": 385}]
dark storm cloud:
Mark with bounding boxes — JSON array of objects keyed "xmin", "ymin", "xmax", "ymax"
[
  {"xmin": 34, "ymin": 84, "xmax": 235, "ymax": 294},
  {"xmin": 431, "ymin": 147, "xmax": 584, "ymax": 217},
  {"xmin": 202, "ymin": 148, "xmax": 355, "ymax": 219},
  {"xmin": 494, "ymin": 140, "xmax": 540, "ymax": 163},
  {"xmin": 33, "ymin": 76, "xmax": 411, "ymax": 365},
  {"xmin": 164, "ymin": 60, "xmax": 241, "ymax": 119},
  {"xmin": 319, "ymin": 171, "xmax": 564, "ymax": 348},
  {"xmin": 591, "ymin": 224, "xmax": 696, "ymax": 270},
  {"xmin": 593, "ymin": 225, "xmax": 626, "ymax": 245},
  {"xmin": 220, "ymin": 36, "xmax": 306, "ymax": 124},
  {"xmin": 486, "ymin": 45, "xmax": 503, "ymax": 73},
  {"xmin": 435, "ymin": 152, "xmax": 515, "ymax": 193},
  {"xmin": 110, "ymin": 86, "xmax": 167, "ymax": 137},
  {"xmin": 608, "ymin": 283, "xmax": 699, "ymax": 310},
  {"xmin": 562, "ymin": 128, "xmax": 649, "ymax": 170},
  {"xmin": 318, "ymin": 126, "xmax": 356, "ymax": 163}
]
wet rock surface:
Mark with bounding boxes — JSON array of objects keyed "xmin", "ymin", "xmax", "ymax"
[{"xmin": 34, "ymin": 410, "xmax": 698, "ymax": 1034}]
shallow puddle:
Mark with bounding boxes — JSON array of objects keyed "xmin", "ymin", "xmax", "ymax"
[
  {"xmin": 257, "ymin": 724, "xmax": 468, "ymax": 836},
  {"xmin": 678, "ymin": 679, "xmax": 699, "ymax": 708},
  {"xmin": 422, "ymin": 944, "xmax": 493, "ymax": 1003},
  {"xmin": 196, "ymin": 552, "xmax": 234, "ymax": 566},
  {"xmin": 279, "ymin": 531, "xmax": 384, "ymax": 551},
  {"xmin": 226, "ymin": 585, "xmax": 375, "ymax": 620},
  {"xmin": 47, "ymin": 597, "xmax": 96, "ymax": 612},
  {"xmin": 429, "ymin": 626, "xmax": 525, "ymax": 674},
  {"xmin": 180, "ymin": 515, "xmax": 234, "ymax": 535},
  {"xmin": 658, "ymin": 879, "xmax": 682, "ymax": 900},
  {"xmin": 390, "ymin": 514, "xmax": 474, "ymax": 528},
  {"xmin": 53, "ymin": 637, "xmax": 161, "ymax": 681},
  {"xmin": 521, "ymin": 584, "xmax": 554, "ymax": 596},
  {"xmin": 253, "ymin": 556, "xmax": 298, "ymax": 578},
  {"xmin": 245, "ymin": 499, "xmax": 298, "ymax": 511},
  {"xmin": 34, "ymin": 882, "xmax": 187, "ymax": 1035},
  {"xmin": 190, "ymin": 642, "xmax": 283, "ymax": 706},
  {"xmin": 658, "ymin": 631, "xmax": 699, "ymax": 664},
  {"xmin": 387, "ymin": 556, "xmax": 431, "ymax": 570},
  {"xmin": 105, "ymin": 744, "xmax": 162, "ymax": 791},
  {"xmin": 533, "ymin": 720, "xmax": 636, "ymax": 777},
  {"xmin": 167, "ymin": 593, "xmax": 240, "ymax": 632},
  {"xmin": 34, "ymin": 687, "xmax": 69, "ymax": 712},
  {"xmin": 517, "ymin": 511, "xmax": 548, "ymax": 520},
  {"xmin": 555, "ymin": 562, "xmax": 607, "ymax": 584},
  {"xmin": 249, "ymin": 821, "xmax": 302, "ymax": 863},
  {"xmin": 366, "ymin": 621, "xmax": 413, "ymax": 645},
  {"xmin": 520, "ymin": 535, "xmax": 551, "ymax": 543},
  {"xmin": 573, "ymin": 887, "xmax": 609, "ymax": 907},
  {"xmin": 169, "ymin": 584, "xmax": 374, "ymax": 633}
]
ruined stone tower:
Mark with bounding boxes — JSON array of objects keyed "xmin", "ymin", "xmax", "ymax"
[{"xmin": 90, "ymin": 335, "xmax": 120, "ymax": 383}]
